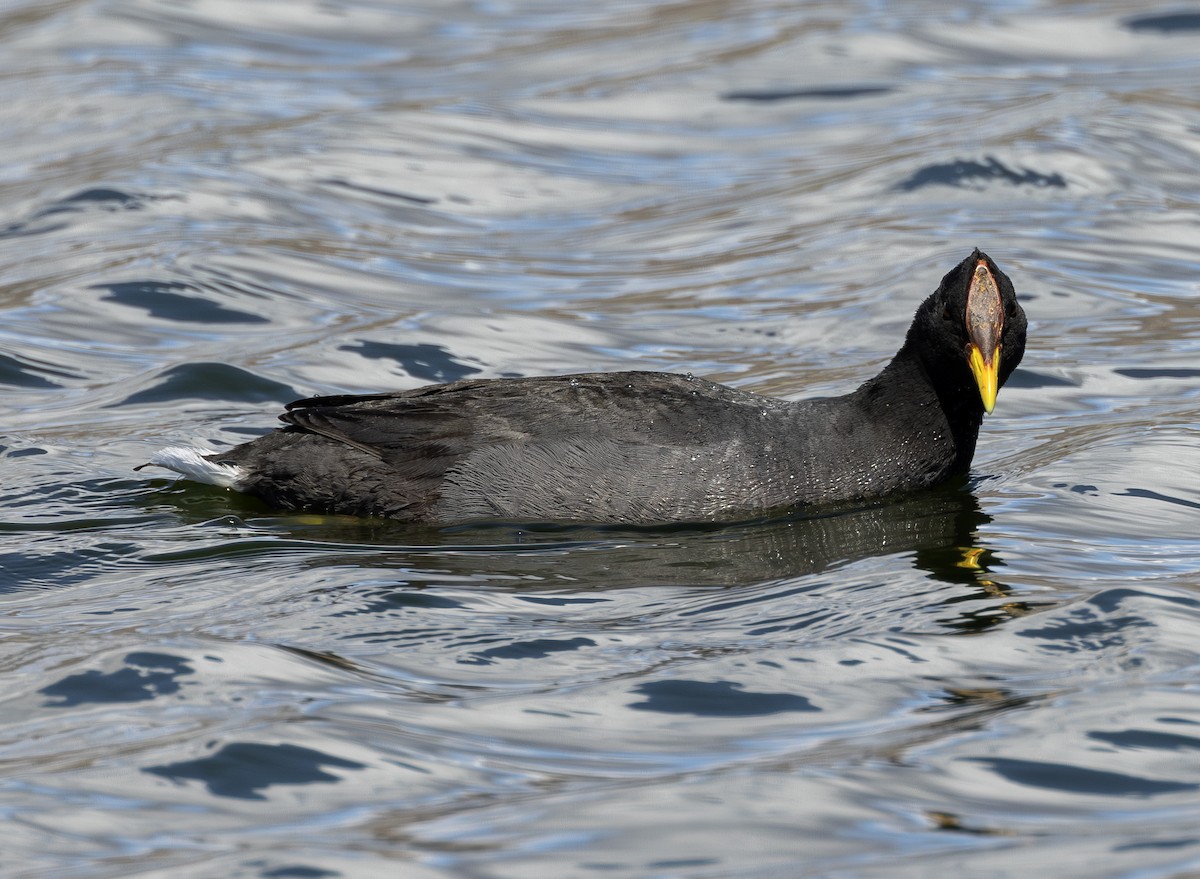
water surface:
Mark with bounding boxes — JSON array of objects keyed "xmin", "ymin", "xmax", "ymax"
[{"xmin": 4, "ymin": 1, "xmax": 1200, "ymax": 877}]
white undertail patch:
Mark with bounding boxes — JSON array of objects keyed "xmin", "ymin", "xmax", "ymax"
[{"xmin": 147, "ymin": 446, "xmax": 247, "ymax": 489}]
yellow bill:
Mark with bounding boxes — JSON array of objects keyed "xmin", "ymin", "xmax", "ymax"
[
  {"xmin": 965, "ymin": 260, "xmax": 1004, "ymax": 415},
  {"xmin": 967, "ymin": 342, "xmax": 1000, "ymax": 414}
]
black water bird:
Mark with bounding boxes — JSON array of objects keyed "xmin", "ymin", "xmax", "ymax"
[{"xmin": 142, "ymin": 249, "xmax": 1026, "ymax": 524}]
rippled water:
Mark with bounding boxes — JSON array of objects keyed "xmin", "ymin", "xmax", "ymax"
[{"xmin": 4, "ymin": 1, "xmax": 1200, "ymax": 877}]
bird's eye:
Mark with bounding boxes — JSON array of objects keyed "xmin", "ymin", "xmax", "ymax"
[{"xmin": 942, "ymin": 304, "xmax": 953, "ymax": 322}]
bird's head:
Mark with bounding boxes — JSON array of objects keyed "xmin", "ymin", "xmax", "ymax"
[{"xmin": 911, "ymin": 248, "xmax": 1027, "ymax": 414}]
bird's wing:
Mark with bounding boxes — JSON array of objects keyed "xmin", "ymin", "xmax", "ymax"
[{"xmin": 279, "ymin": 372, "xmax": 757, "ymax": 466}]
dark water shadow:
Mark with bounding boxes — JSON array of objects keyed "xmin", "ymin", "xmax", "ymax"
[
  {"xmin": 1088, "ymin": 728, "xmax": 1200, "ymax": 752},
  {"xmin": 144, "ymin": 742, "xmax": 365, "ymax": 800},
  {"xmin": 1003, "ymin": 367, "xmax": 1076, "ymax": 390},
  {"xmin": 970, "ymin": 757, "xmax": 1197, "ymax": 797},
  {"xmin": 1118, "ymin": 487, "xmax": 1200, "ymax": 512},
  {"xmin": 0, "ymin": 187, "xmax": 156, "ymax": 239},
  {"xmin": 40, "ymin": 652, "xmax": 194, "ymax": 706},
  {"xmin": 95, "ymin": 280, "xmax": 270, "ymax": 324},
  {"xmin": 116, "ymin": 362, "xmax": 299, "ymax": 407},
  {"xmin": 628, "ymin": 679, "xmax": 819, "ymax": 716},
  {"xmin": 1125, "ymin": 12, "xmax": 1200, "ymax": 33},
  {"xmin": 318, "ymin": 175, "xmax": 437, "ymax": 205},
  {"xmin": 338, "ymin": 340, "xmax": 483, "ymax": 384},
  {"xmin": 897, "ymin": 156, "xmax": 1066, "ymax": 191},
  {"xmin": 0, "ymin": 351, "xmax": 83, "ymax": 389},
  {"xmin": 722, "ymin": 85, "xmax": 893, "ymax": 102},
  {"xmin": 1114, "ymin": 367, "xmax": 1200, "ymax": 379},
  {"xmin": 256, "ymin": 865, "xmax": 342, "ymax": 878}
]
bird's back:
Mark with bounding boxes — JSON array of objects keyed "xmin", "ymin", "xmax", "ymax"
[{"xmin": 218, "ymin": 372, "xmax": 808, "ymax": 522}]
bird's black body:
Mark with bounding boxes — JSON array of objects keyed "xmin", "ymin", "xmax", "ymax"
[{"xmin": 166, "ymin": 249, "xmax": 1026, "ymax": 524}]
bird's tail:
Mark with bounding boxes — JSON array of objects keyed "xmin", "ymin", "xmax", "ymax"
[{"xmin": 136, "ymin": 446, "xmax": 246, "ymax": 489}]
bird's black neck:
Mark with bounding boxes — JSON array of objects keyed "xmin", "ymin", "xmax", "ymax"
[{"xmin": 855, "ymin": 344, "xmax": 985, "ymax": 475}]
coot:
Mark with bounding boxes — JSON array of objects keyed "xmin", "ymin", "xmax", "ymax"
[{"xmin": 142, "ymin": 249, "xmax": 1026, "ymax": 524}]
